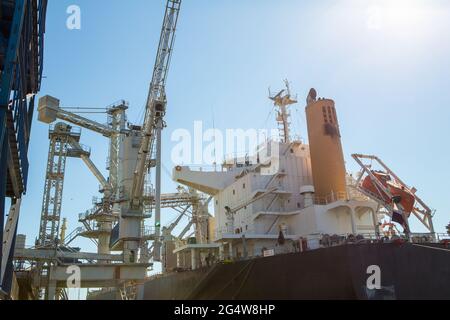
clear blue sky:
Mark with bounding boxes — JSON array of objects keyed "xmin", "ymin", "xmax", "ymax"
[{"xmin": 17, "ymin": 0, "xmax": 450, "ymax": 261}]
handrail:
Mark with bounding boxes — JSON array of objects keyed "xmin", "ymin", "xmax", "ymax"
[{"xmin": 314, "ymin": 191, "xmax": 349, "ymax": 205}]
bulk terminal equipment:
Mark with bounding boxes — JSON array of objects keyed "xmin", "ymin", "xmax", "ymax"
[{"xmin": 1, "ymin": 0, "xmax": 449, "ymax": 300}]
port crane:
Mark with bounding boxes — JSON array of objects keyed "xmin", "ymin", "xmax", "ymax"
[
  {"xmin": 36, "ymin": 0, "xmax": 183, "ymax": 264},
  {"xmin": 122, "ymin": 0, "xmax": 182, "ymax": 262},
  {"xmin": 36, "ymin": 98, "xmax": 128, "ymax": 255},
  {"xmin": 12, "ymin": 0, "xmax": 184, "ymax": 299}
]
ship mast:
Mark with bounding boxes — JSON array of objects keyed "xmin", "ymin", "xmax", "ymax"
[{"xmin": 269, "ymin": 79, "xmax": 298, "ymax": 143}]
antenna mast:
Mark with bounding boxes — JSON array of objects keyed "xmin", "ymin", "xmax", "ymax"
[{"xmin": 269, "ymin": 79, "xmax": 298, "ymax": 143}]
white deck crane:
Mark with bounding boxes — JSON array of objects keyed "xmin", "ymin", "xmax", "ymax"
[{"xmin": 124, "ymin": 0, "xmax": 182, "ymax": 262}]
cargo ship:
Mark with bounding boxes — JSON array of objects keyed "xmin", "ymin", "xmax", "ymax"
[
  {"xmin": 87, "ymin": 84, "xmax": 450, "ymax": 300},
  {"xmin": 7, "ymin": 1, "xmax": 449, "ymax": 300}
]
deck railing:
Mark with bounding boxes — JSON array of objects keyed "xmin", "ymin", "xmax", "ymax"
[{"xmin": 314, "ymin": 191, "xmax": 349, "ymax": 205}]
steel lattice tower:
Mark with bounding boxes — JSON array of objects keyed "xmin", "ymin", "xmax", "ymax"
[{"xmin": 37, "ymin": 123, "xmax": 81, "ymax": 247}]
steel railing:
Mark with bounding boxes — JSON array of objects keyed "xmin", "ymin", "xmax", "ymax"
[{"xmin": 314, "ymin": 191, "xmax": 349, "ymax": 205}]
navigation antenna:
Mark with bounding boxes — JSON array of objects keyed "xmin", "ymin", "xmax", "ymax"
[{"xmin": 269, "ymin": 79, "xmax": 298, "ymax": 143}]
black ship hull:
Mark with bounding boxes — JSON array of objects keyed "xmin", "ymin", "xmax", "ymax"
[{"xmin": 93, "ymin": 243, "xmax": 450, "ymax": 300}]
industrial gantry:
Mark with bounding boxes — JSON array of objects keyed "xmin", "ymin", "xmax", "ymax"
[
  {"xmin": 0, "ymin": 0, "xmax": 48, "ymax": 299},
  {"xmin": 12, "ymin": 0, "xmax": 188, "ymax": 300}
]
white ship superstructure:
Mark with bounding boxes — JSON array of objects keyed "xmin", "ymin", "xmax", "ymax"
[{"xmin": 173, "ymin": 85, "xmax": 379, "ymax": 262}]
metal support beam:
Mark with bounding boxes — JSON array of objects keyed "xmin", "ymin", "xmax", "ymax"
[
  {"xmin": 1, "ymin": 199, "xmax": 21, "ymax": 282},
  {"xmin": 0, "ymin": 139, "xmax": 7, "ymax": 289},
  {"xmin": 178, "ymin": 220, "xmax": 194, "ymax": 240},
  {"xmin": 0, "ymin": 0, "xmax": 27, "ymax": 294},
  {"xmin": 0, "ymin": 0, "xmax": 27, "ymax": 147},
  {"xmin": 46, "ymin": 263, "xmax": 150, "ymax": 289},
  {"xmin": 14, "ymin": 248, "xmax": 123, "ymax": 262},
  {"xmin": 37, "ymin": 96, "xmax": 117, "ymax": 137},
  {"xmin": 0, "ymin": 0, "xmax": 48, "ymax": 296},
  {"xmin": 69, "ymin": 140, "xmax": 111, "ymax": 193},
  {"xmin": 56, "ymin": 109, "xmax": 116, "ymax": 137},
  {"xmin": 154, "ymin": 120, "xmax": 163, "ymax": 261}
]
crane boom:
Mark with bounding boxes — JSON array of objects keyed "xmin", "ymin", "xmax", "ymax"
[
  {"xmin": 55, "ymin": 108, "xmax": 117, "ymax": 137},
  {"xmin": 38, "ymin": 95, "xmax": 119, "ymax": 137},
  {"xmin": 131, "ymin": 0, "xmax": 182, "ymax": 205}
]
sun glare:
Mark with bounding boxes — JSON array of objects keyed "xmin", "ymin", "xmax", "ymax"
[{"xmin": 367, "ymin": 0, "xmax": 431, "ymax": 33}]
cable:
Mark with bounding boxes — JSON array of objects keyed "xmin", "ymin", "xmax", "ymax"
[
  {"xmin": 262, "ymin": 105, "xmax": 276, "ymax": 132},
  {"xmin": 162, "ymin": 163, "xmax": 172, "ymax": 179},
  {"xmin": 294, "ymin": 106, "xmax": 306, "ymax": 141}
]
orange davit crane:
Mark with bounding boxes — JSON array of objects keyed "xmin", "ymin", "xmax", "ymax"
[{"xmin": 352, "ymin": 154, "xmax": 435, "ymax": 238}]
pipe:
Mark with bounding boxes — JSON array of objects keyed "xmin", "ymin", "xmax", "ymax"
[{"xmin": 154, "ymin": 120, "xmax": 163, "ymax": 261}]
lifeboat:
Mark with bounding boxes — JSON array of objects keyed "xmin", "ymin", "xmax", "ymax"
[{"xmin": 361, "ymin": 171, "xmax": 415, "ymax": 216}]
